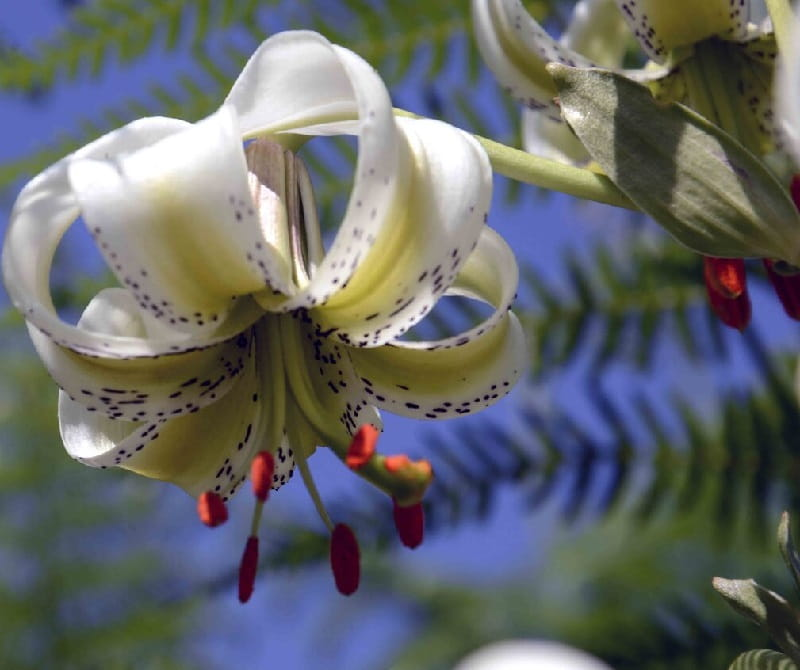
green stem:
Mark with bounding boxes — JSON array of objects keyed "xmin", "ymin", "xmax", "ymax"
[
  {"xmin": 393, "ymin": 108, "xmax": 636, "ymax": 211},
  {"xmin": 765, "ymin": 0, "xmax": 794, "ymax": 57}
]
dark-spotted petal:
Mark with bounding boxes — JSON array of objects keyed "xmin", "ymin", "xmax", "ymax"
[
  {"xmin": 58, "ymin": 293, "xmax": 269, "ymax": 498},
  {"xmin": 614, "ymin": 0, "xmax": 751, "ymax": 62},
  {"xmin": 472, "ymin": 0, "xmax": 595, "ymax": 119},
  {"xmin": 2, "ymin": 115, "xmax": 264, "ymax": 359},
  {"xmin": 226, "ymin": 31, "xmax": 408, "ymax": 315},
  {"xmin": 317, "ymin": 116, "xmax": 491, "ymax": 348},
  {"xmin": 68, "ymin": 106, "xmax": 290, "ymax": 336},
  {"xmin": 347, "ymin": 228, "xmax": 526, "ymax": 419},
  {"xmin": 42, "ymin": 288, "xmax": 253, "ymax": 423}
]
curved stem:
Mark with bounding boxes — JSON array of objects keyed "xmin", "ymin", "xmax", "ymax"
[{"xmin": 393, "ymin": 108, "xmax": 637, "ymax": 211}]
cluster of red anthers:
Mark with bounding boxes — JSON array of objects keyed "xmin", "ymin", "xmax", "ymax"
[
  {"xmin": 703, "ymin": 175, "xmax": 800, "ymax": 330},
  {"xmin": 196, "ymin": 425, "xmax": 427, "ymax": 600}
]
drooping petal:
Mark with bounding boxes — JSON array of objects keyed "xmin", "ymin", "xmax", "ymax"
[
  {"xmin": 522, "ymin": 110, "xmax": 592, "ymax": 165},
  {"xmin": 278, "ymin": 311, "xmax": 380, "ymax": 451},
  {"xmin": 47, "ymin": 288, "xmax": 252, "ymax": 422},
  {"xmin": 316, "ymin": 116, "xmax": 491, "ymax": 347},
  {"xmin": 522, "ymin": 0, "xmax": 634, "ymax": 163},
  {"xmin": 58, "ymin": 294, "xmax": 270, "ymax": 499},
  {"xmin": 226, "ymin": 31, "xmax": 410, "ymax": 315},
  {"xmin": 348, "ymin": 228, "xmax": 526, "ymax": 419},
  {"xmin": 472, "ymin": 0, "xmax": 595, "ymax": 120},
  {"xmin": 69, "ymin": 106, "xmax": 290, "ymax": 336},
  {"xmin": 614, "ymin": 0, "xmax": 750, "ymax": 62},
  {"xmin": 2, "ymin": 115, "xmax": 264, "ymax": 359}
]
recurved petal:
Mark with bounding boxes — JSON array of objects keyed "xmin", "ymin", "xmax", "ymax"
[
  {"xmin": 226, "ymin": 31, "xmax": 407, "ymax": 315},
  {"xmin": 316, "ymin": 116, "xmax": 491, "ymax": 347},
  {"xmin": 522, "ymin": 109, "xmax": 591, "ymax": 165},
  {"xmin": 614, "ymin": 0, "xmax": 750, "ymax": 61},
  {"xmin": 41, "ymin": 288, "xmax": 253, "ymax": 422},
  {"xmin": 68, "ymin": 106, "xmax": 290, "ymax": 336},
  {"xmin": 347, "ymin": 228, "xmax": 526, "ymax": 419},
  {"xmin": 3, "ymin": 115, "xmax": 264, "ymax": 359},
  {"xmin": 59, "ymin": 328, "xmax": 264, "ymax": 499},
  {"xmin": 472, "ymin": 0, "xmax": 595, "ymax": 120}
]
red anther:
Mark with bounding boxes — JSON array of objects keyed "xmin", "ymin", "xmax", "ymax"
[
  {"xmin": 251, "ymin": 451, "xmax": 275, "ymax": 502},
  {"xmin": 764, "ymin": 259, "xmax": 800, "ymax": 321},
  {"xmin": 345, "ymin": 424, "xmax": 379, "ymax": 470},
  {"xmin": 704, "ymin": 256, "xmax": 746, "ymax": 299},
  {"xmin": 393, "ymin": 499, "xmax": 424, "ymax": 549},
  {"xmin": 238, "ymin": 536, "xmax": 259, "ymax": 603},
  {"xmin": 197, "ymin": 491, "xmax": 228, "ymax": 527},
  {"xmin": 790, "ymin": 174, "xmax": 800, "ymax": 211},
  {"xmin": 330, "ymin": 523, "xmax": 360, "ymax": 596},
  {"xmin": 703, "ymin": 257, "xmax": 751, "ymax": 330},
  {"xmin": 384, "ymin": 454, "xmax": 411, "ymax": 473}
]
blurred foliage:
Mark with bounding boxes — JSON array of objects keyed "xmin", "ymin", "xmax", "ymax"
[{"xmin": 3, "ymin": 1, "xmax": 800, "ymax": 669}]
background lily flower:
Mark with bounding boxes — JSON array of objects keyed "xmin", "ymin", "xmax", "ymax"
[
  {"xmin": 473, "ymin": 0, "xmax": 777, "ymax": 159},
  {"xmin": 2, "ymin": 30, "xmax": 526, "ymax": 596}
]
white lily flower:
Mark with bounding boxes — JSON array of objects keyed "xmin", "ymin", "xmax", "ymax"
[
  {"xmin": 2, "ymin": 31, "xmax": 526, "ymax": 597},
  {"xmin": 474, "ymin": 0, "xmax": 777, "ymax": 160}
]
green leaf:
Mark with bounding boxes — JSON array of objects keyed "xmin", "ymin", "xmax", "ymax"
[
  {"xmin": 729, "ymin": 649, "xmax": 799, "ymax": 670},
  {"xmin": 548, "ymin": 64, "xmax": 800, "ymax": 264},
  {"xmin": 778, "ymin": 511, "xmax": 800, "ymax": 595},
  {"xmin": 713, "ymin": 577, "xmax": 800, "ymax": 663}
]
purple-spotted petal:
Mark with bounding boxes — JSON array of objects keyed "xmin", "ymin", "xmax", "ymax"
[
  {"xmin": 68, "ymin": 106, "xmax": 292, "ymax": 336},
  {"xmin": 473, "ymin": 0, "xmax": 595, "ymax": 120},
  {"xmin": 41, "ymin": 288, "xmax": 253, "ymax": 423},
  {"xmin": 226, "ymin": 31, "xmax": 407, "ymax": 314},
  {"xmin": 347, "ymin": 228, "xmax": 526, "ymax": 419},
  {"xmin": 2, "ymin": 115, "xmax": 264, "ymax": 359},
  {"xmin": 315, "ymin": 116, "xmax": 491, "ymax": 348},
  {"xmin": 614, "ymin": 0, "xmax": 751, "ymax": 61}
]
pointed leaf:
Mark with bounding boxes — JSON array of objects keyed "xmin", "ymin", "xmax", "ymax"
[{"xmin": 549, "ymin": 65, "xmax": 800, "ymax": 264}]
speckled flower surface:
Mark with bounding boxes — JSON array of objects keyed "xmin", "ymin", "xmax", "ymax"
[
  {"xmin": 2, "ymin": 31, "xmax": 526, "ymax": 514},
  {"xmin": 474, "ymin": 0, "xmax": 777, "ymax": 160}
]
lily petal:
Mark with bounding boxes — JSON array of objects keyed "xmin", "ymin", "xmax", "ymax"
[
  {"xmin": 2, "ymin": 115, "xmax": 263, "ymax": 358},
  {"xmin": 68, "ymin": 106, "xmax": 289, "ymax": 336},
  {"xmin": 521, "ymin": 0, "xmax": 634, "ymax": 164},
  {"xmin": 348, "ymin": 228, "xmax": 526, "ymax": 419},
  {"xmin": 58, "ymin": 291, "xmax": 268, "ymax": 498},
  {"xmin": 226, "ymin": 31, "xmax": 410, "ymax": 315},
  {"xmin": 317, "ymin": 116, "xmax": 491, "ymax": 347},
  {"xmin": 42, "ymin": 288, "xmax": 252, "ymax": 422},
  {"xmin": 472, "ymin": 0, "xmax": 594, "ymax": 120},
  {"xmin": 278, "ymin": 311, "xmax": 380, "ymax": 451},
  {"xmin": 614, "ymin": 0, "xmax": 750, "ymax": 61}
]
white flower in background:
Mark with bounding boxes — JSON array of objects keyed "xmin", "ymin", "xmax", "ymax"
[
  {"xmin": 455, "ymin": 640, "xmax": 613, "ymax": 670},
  {"xmin": 473, "ymin": 0, "xmax": 777, "ymax": 161},
  {"xmin": 2, "ymin": 31, "xmax": 526, "ymax": 598}
]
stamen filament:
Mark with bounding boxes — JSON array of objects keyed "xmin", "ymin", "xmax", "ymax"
[{"xmin": 294, "ymin": 446, "xmax": 335, "ymax": 533}]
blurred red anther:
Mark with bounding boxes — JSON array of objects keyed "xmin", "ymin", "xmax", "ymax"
[
  {"xmin": 251, "ymin": 451, "xmax": 275, "ymax": 502},
  {"xmin": 197, "ymin": 491, "xmax": 228, "ymax": 527},
  {"xmin": 330, "ymin": 523, "xmax": 360, "ymax": 596},
  {"xmin": 703, "ymin": 257, "xmax": 751, "ymax": 330},
  {"xmin": 345, "ymin": 424, "xmax": 379, "ymax": 470},
  {"xmin": 764, "ymin": 259, "xmax": 800, "ymax": 320},
  {"xmin": 392, "ymin": 499, "xmax": 424, "ymax": 549},
  {"xmin": 790, "ymin": 174, "xmax": 800, "ymax": 210},
  {"xmin": 383, "ymin": 454, "xmax": 411, "ymax": 473},
  {"xmin": 238, "ymin": 536, "xmax": 259, "ymax": 603}
]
